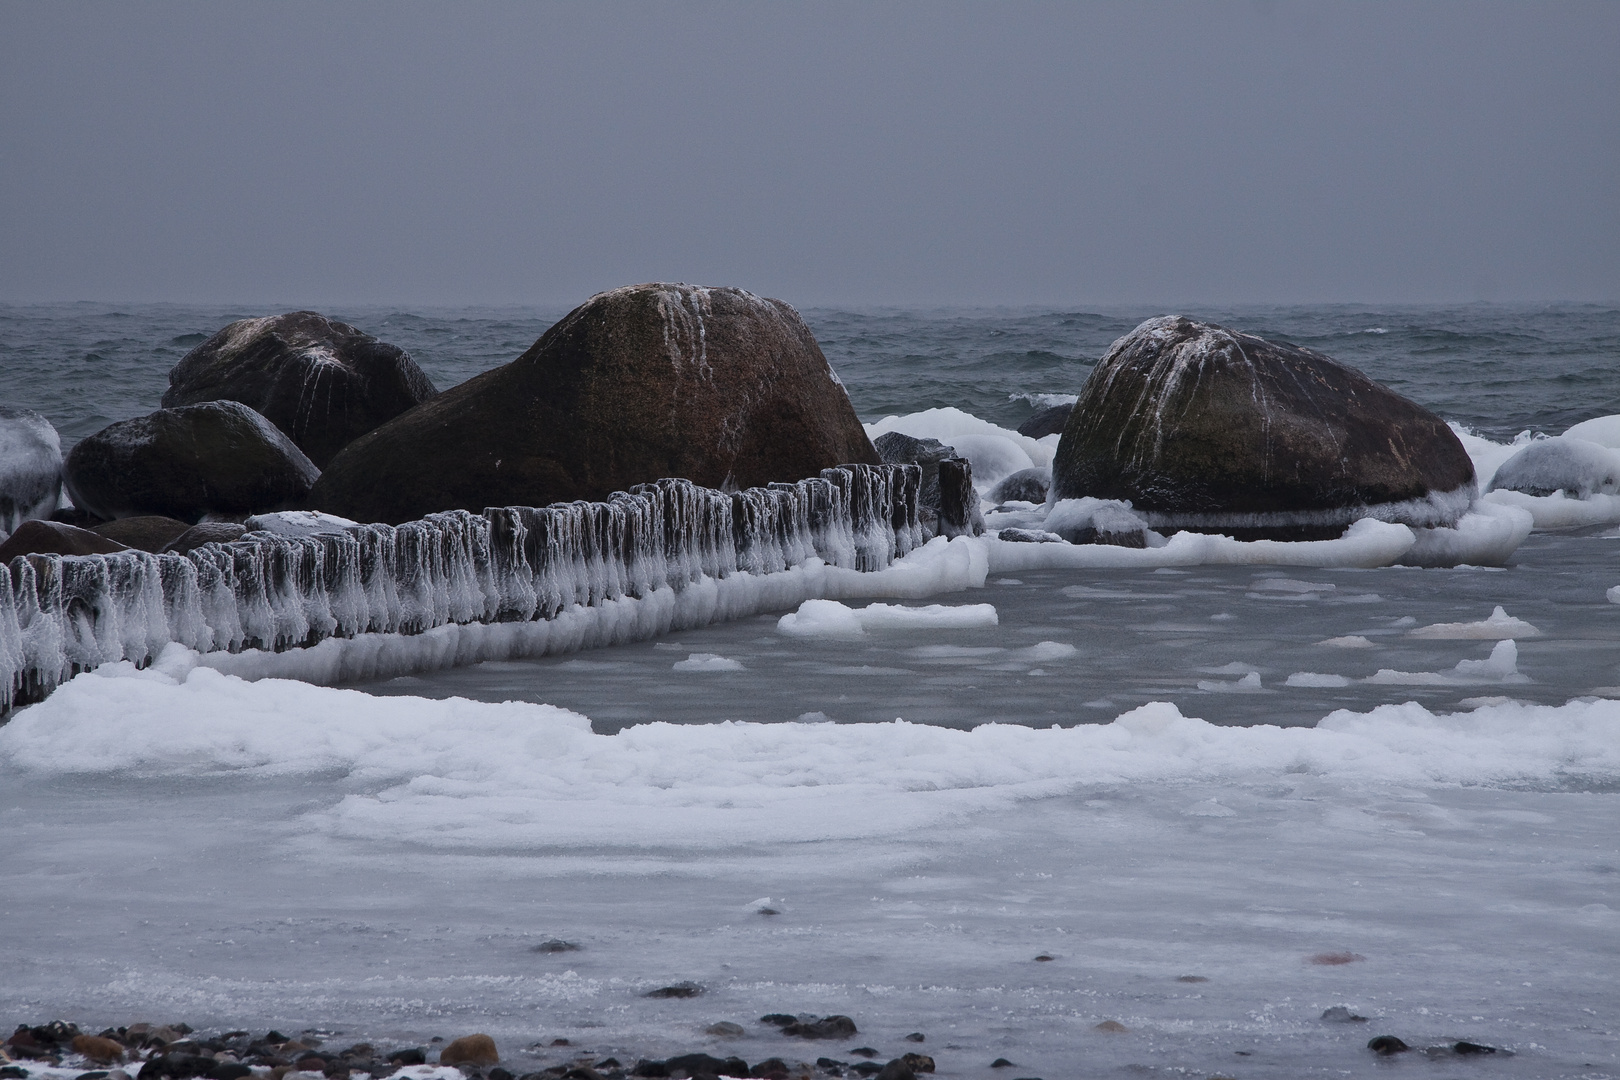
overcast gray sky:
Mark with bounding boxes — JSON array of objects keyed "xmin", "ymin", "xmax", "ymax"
[{"xmin": 2, "ymin": 2, "xmax": 1615, "ymax": 307}]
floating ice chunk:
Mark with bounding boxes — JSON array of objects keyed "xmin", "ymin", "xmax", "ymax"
[
  {"xmin": 1286, "ymin": 672, "xmax": 1352, "ymax": 688},
  {"xmin": 1609, "ymin": 586, "xmax": 1620, "ymax": 604},
  {"xmin": 1563, "ymin": 414, "xmax": 1620, "ymax": 448},
  {"xmin": 673, "ymin": 653, "xmax": 744, "ymax": 672},
  {"xmin": 1317, "ymin": 635, "xmax": 1376, "ymax": 649},
  {"xmin": 1408, "ymin": 606, "xmax": 1540, "ymax": 640},
  {"xmin": 1367, "ymin": 640, "xmax": 1528, "ymax": 686},
  {"xmin": 776, "ymin": 598, "xmax": 997, "ymax": 638},
  {"xmin": 244, "ymin": 509, "xmax": 362, "ymax": 537},
  {"xmin": 1184, "ymin": 798, "xmax": 1237, "ymax": 817},
  {"xmin": 1016, "ymin": 641, "xmax": 1078, "ymax": 662},
  {"xmin": 1198, "ymin": 671, "xmax": 1268, "ymax": 693},
  {"xmin": 1489, "ymin": 437, "xmax": 1620, "ymax": 499}
]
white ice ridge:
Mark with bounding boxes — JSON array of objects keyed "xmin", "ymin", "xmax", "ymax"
[
  {"xmin": 4, "ymin": 656, "xmax": 1618, "ymax": 850},
  {"xmin": 776, "ymin": 598, "xmax": 998, "ymax": 638},
  {"xmin": 0, "ymin": 465, "xmax": 927, "ymax": 710},
  {"xmin": 864, "ymin": 406, "xmax": 1058, "ymax": 489}
]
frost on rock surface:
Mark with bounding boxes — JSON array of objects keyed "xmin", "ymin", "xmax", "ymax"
[
  {"xmin": 0, "ymin": 464, "xmax": 922, "ymax": 712},
  {"xmin": 0, "ymin": 406, "xmax": 63, "ymax": 541}
]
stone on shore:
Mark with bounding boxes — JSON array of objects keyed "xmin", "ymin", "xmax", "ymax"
[
  {"xmin": 92, "ymin": 516, "xmax": 191, "ymax": 553},
  {"xmin": 437, "ymin": 1034, "xmax": 498, "ymax": 1067},
  {"xmin": 309, "ymin": 284, "xmax": 878, "ymax": 525},
  {"xmin": 63, "ymin": 402, "xmax": 320, "ymax": 524},
  {"xmin": 1050, "ymin": 316, "xmax": 1476, "ymax": 539},
  {"xmin": 0, "ymin": 519, "xmax": 129, "ymax": 560},
  {"xmin": 163, "ymin": 311, "xmax": 437, "ymax": 468}
]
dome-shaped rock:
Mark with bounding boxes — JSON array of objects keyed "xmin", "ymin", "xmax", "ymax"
[
  {"xmin": 310, "ymin": 283, "xmax": 878, "ymax": 524},
  {"xmin": 1486, "ymin": 437, "xmax": 1620, "ymax": 499},
  {"xmin": 1050, "ymin": 316, "xmax": 1475, "ymax": 539},
  {"xmin": 0, "ymin": 519, "xmax": 128, "ymax": 561},
  {"xmin": 64, "ymin": 401, "xmax": 320, "ymax": 523},
  {"xmin": 162, "ymin": 311, "xmax": 437, "ymax": 467},
  {"xmin": 0, "ymin": 406, "xmax": 64, "ymax": 541}
]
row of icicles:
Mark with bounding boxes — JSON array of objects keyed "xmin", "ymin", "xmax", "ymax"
[{"xmin": 0, "ymin": 464, "xmax": 924, "ymax": 712}]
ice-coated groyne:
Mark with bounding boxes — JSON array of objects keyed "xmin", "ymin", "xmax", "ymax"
[{"xmin": 0, "ymin": 464, "xmax": 923, "ymax": 712}]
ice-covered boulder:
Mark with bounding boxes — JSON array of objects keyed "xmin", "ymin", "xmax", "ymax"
[
  {"xmin": 873, "ymin": 432, "xmax": 984, "ymax": 537},
  {"xmin": 0, "ymin": 406, "xmax": 63, "ymax": 541},
  {"xmin": 163, "ymin": 311, "xmax": 438, "ymax": 468},
  {"xmin": 1051, "ymin": 316, "xmax": 1476, "ymax": 539},
  {"xmin": 1562, "ymin": 414, "xmax": 1620, "ymax": 449},
  {"xmin": 310, "ymin": 284, "xmax": 878, "ymax": 525},
  {"xmin": 1045, "ymin": 497, "xmax": 1157, "ymax": 547},
  {"xmin": 1486, "ymin": 437, "xmax": 1620, "ymax": 499},
  {"xmin": 64, "ymin": 401, "xmax": 320, "ymax": 523},
  {"xmin": 0, "ymin": 519, "xmax": 128, "ymax": 560},
  {"xmin": 987, "ymin": 467, "xmax": 1050, "ymax": 505}
]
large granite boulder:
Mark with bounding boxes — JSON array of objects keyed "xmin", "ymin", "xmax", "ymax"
[
  {"xmin": 162, "ymin": 311, "xmax": 438, "ymax": 467},
  {"xmin": 64, "ymin": 401, "xmax": 320, "ymax": 523},
  {"xmin": 310, "ymin": 284, "xmax": 879, "ymax": 524},
  {"xmin": 1051, "ymin": 316, "xmax": 1475, "ymax": 539},
  {"xmin": 0, "ymin": 407, "xmax": 63, "ymax": 541}
]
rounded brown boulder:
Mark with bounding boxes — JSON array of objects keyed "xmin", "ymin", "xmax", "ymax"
[
  {"xmin": 437, "ymin": 1034, "xmax": 498, "ymax": 1067},
  {"xmin": 163, "ymin": 311, "xmax": 438, "ymax": 468},
  {"xmin": 64, "ymin": 401, "xmax": 321, "ymax": 523},
  {"xmin": 310, "ymin": 284, "xmax": 879, "ymax": 525},
  {"xmin": 1051, "ymin": 316, "xmax": 1476, "ymax": 539}
]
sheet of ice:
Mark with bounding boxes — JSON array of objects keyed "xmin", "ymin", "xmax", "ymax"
[
  {"xmin": 863, "ymin": 407, "xmax": 1055, "ymax": 487},
  {"xmin": 1316, "ymin": 634, "xmax": 1375, "ymax": 648},
  {"xmin": 988, "ymin": 516, "xmax": 1417, "ymax": 571},
  {"xmin": 1397, "ymin": 502, "xmax": 1533, "ymax": 566},
  {"xmin": 1482, "ymin": 487, "xmax": 1620, "ymax": 529},
  {"xmin": 1196, "ymin": 671, "xmax": 1269, "ymax": 693},
  {"xmin": 1408, "ymin": 605, "xmax": 1540, "ymax": 639},
  {"xmin": 1285, "ymin": 672, "xmax": 1352, "ymax": 687},
  {"xmin": 775, "ymin": 598, "xmax": 998, "ymax": 639}
]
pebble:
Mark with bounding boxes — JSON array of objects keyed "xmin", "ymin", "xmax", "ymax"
[
  {"xmin": 531, "ymin": 940, "xmax": 581, "ymax": 954},
  {"xmin": 902, "ymin": 1033, "xmax": 924, "ymax": 1043},
  {"xmin": 848, "ymin": 1047, "xmax": 879, "ymax": 1058},
  {"xmin": 644, "ymin": 982, "xmax": 704, "ymax": 999},
  {"xmin": 1367, "ymin": 1035, "xmax": 1410, "ymax": 1055},
  {"xmin": 702, "ymin": 1023, "xmax": 745, "ymax": 1040},
  {"xmin": 779, "ymin": 1016, "xmax": 857, "ymax": 1040},
  {"xmin": 989, "ymin": 1059, "xmax": 1014, "ymax": 1068},
  {"xmin": 1092, "ymin": 1021, "xmax": 1128, "ymax": 1033},
  {"xmin": 1175, "ymin": 975, "xmax": 1208, "ymax": 983},
  {"xmin": 1319, "ymin": 1006, "xmax": 1367, "ymax": 1023}
]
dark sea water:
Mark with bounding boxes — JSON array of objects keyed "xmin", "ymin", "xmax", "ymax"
[{"xmin": 4, "ymin": 301, "xmax": 1618, "ymax": 446}]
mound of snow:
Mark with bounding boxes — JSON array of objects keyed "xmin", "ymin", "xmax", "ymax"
[
  {"xmin": 777, "ymin": 598, "xmax": 998, "ymax": 639},
  {"xmin": 864, "ymin": 407, "xmax": 1055, "ymax": 488},
  {"xmin": 1562, "ymin": 413, "xmax": 1620, "ymax": 448}
]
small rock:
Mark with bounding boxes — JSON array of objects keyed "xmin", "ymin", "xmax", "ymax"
[
  {"xmin": 486, "ymin": 1070, "xmax": 513, "ymax": 1080},
  {"xmin": 747, "ymin": 1057, "xmax": 790, "ymax": 1079},
  {"xmin": 996, "ymin": 527, "xmax": 1063, "ymax": 544},
  {"xmin": 532, "ymin": 940, "xmax": 581, "ymax": 954},
  {"xmin": 1017, "ymin": 403, "xmax": 1073, "ymax": 440},
  {"xmin": 438, "ymin": 1036, "xmax": 499, "ymax": 1067},
  {"xmin": 1175, "ymin": 975, "xmax": 1208, "ymax": 983},
  {"xmin": 872, "ymin": 1061, "xmax": 913, "ymax": 1080},
  {"xmin": 1453, "ymin": 1041, "xmax": 1498, "ymax": 1055},
  {"xmin": 1366, "ymin": 1035, "xmax": 1410, "ymax": 1055},
  {"xmin": 781, "ymin": 1016, "xmax": 858, "ymax": 1040},
  {"xmin": 206, "ymin": 1066, "xmax": 251, "ymax": 1080},
  {"xmin": 645, "ymin": 982, "xmax": 704, "ymax": 999},
  {"xmin": 847, "ymin": 1048, "xmax": 879, "ymax": 1058},
  {"xmin": 1092, "ymin": 1021, "xmax": 1128, "ymax": 1033},
  {"xmin": 0, "ymin": 518, "xmax": 128, "ymax": 560},
  {"xmin": 814, "ymin": 1059, "xmax": 848, "ymax": 1076},
  {"xmin": 91, "ymin": 515, "xmax": 191, "ymax": 553},
  {"xmin": 902, "ymin": 1033, "xmax": 924, "ymax": 1043},
  {"xmin": 71, "ymin": 1037, "xmax": 126, "ymax": 1064},
  {"xmin": 758, "ymin": 1016, "xmax": 796, "ymax": 1028},
  {"xmin": 1308, "ymin": 951, "xmax": 1364, "ymax": 966},
  {"xmin": 549, "ymin": 1040, "xmax": 570, "ymax": 1047},
  {"xmin": 989, "ymin": 1060, "xmax": 1014, "ymax": 1069},
  {"xmin": 704, "ymin": 1023, "xmax": 746, "ymax": 1040},
  {"xmin": 1320, "ymin": 1006, "xmax": 1367, "ymax": 1023},
  {"xmin": 898, "ymin": 1053, "xmax": 933, "ymax": 1073},
  {"xmin": 1032, "ymin": 954, "xmax": 1054, "ymax": 962},
  {"xmin": 848, "ymin": 1066, "xmax": 883, "ymax": 1079},
  {"xmin": 387, "ymin": 1050, "xmax": 426, "ymax": 1066},
  {"xmin": 0, "ymin": 1069, "xmax": 27, "ymax": 1079},
  {"xmin": 664, "ymin": 1053, "xmax": 748, "ymax": 1079}
]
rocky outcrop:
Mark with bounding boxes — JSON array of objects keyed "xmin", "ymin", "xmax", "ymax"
[
  {"xmin": 0, "ymin": 407, "xmax": 63, "ymax": 540},
  {"xmin": 1050, "ymin": 317, "xmax": 1475, "ymax": 539},
  {"xmin": 64, "ymin": 401, "xmax": 320, "ymax": 523},
  {"xmin": 162, "ymin": 311, "xmax": 437, "ymax": 468},
  {"xmin": 310, "ymin": 284, "xmax": 878, "ymax": 525},
  {"xmin": 0, "ymin": 519, "xmax": 128, "ymax": 561},
  {"xmin": 1486, "ymin": 437, "xmax": 1620, "ymax": 498}
]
